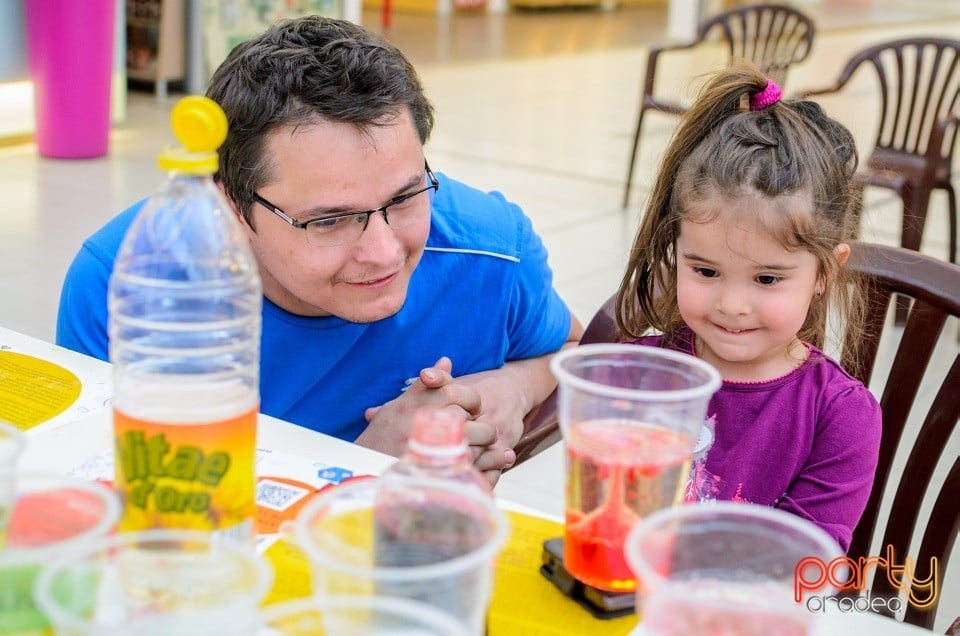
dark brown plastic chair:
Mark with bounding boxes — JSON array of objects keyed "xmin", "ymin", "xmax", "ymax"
[
  {"xmin": 798, "ymin": 38, "xmax": 960, "ymax": 267},
  {"xmin": 622, "ymin": 2, "xmax": 815, "ymax": 208},
  {"xmin": 840, "ymin": 240, "xmax": 960, "ymax": 629},
  {"xmin": 511, "ymin": 295, "xmax": 617, "ymax": 466}
]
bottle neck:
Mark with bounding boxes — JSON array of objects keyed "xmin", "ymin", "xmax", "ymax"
[{"xmin": 405, "ymin": 438, "xmax": 472, "ymax": 467}]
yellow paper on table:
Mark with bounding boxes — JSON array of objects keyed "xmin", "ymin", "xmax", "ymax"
[
  {"xmin": 261, "ymin": 507, "xmax": 641, "ymax": 634},
  {"xmin": 488, "ymin": 511, "xmax": 638, "ymax": 635},
  {"xmin": 0, "ymin": 350, "xmax": 81, "ymax": 429},
  {"xmin": 262, "ymin": 537, "xmax": 314, "ymax": 606},
  {"xmin": 257, "ymin": 476, "xmax": 328, "ymax": 606}
]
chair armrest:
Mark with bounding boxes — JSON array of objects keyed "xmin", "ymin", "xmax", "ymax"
[
  {"xmin": 793, "ymin": 85, "xmax": 841, "ymax": 100},
  {"xmin": 794, "ymin": 49, "xmax": 875, "ymax": 100},
  {"xmin": 641, "ymin": 39, "xmax": 707, "ymax": 115},
  {"xmin": 507, "ymin": 294, "xmax": 617, "ymax": 469},
  {"xmin": 649, "ymin": 38, "xmax": 706, "ymax": 57},
  {"xmin": 924, "ymin": 111, "xmax": 960, "ymax": 166},
  {"xmin": 509, "ymin": 389, "xmax": 561, "ymax": 468}
]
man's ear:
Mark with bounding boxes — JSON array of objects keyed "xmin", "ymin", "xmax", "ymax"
[
  {"xmin": 834, "ymin": 242, "xmax": 850, "ymax": 267},
  {"xmin": 217, "ymin": 181, "xmax": 256, "ymax": 239},
  {"xmin": 217, "ymin": 181, "xmax": 249, "ymax": 226}
]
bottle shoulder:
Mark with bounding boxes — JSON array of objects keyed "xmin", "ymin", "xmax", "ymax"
[
  {"xmin": 139, "ymin": 174, "xmax": 231, "ymax": 216},
  {"xmin": 113, "ymin": 174, "xmax": 258, "ymax": 282},
  {"xmin": 383, "ymin": 456, "xmax": 492, "ymax": 495}
]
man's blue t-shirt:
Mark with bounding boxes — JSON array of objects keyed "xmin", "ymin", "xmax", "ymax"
[{"xmin": 56, "ymin": 173, "xmax": 572, "ymax": 441}]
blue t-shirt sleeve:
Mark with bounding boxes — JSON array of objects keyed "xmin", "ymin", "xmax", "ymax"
[
  {"xmin": 55, "ymin": 200, "xmax": 146, "ymax": 362},
  {"xmin": 505, "ymin": 209, "xmax": 571, "ymax": 360},
  {"xmin": 56, "ymin": 241, "xmax": 111, "ymax": 361}
]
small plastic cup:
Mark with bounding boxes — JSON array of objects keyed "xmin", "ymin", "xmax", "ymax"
[
  {"xmin": 625, "ymin": 502, "xmax": 844, "ymax": 636},
  {"xmin": 34, "ymin": 529, "xmax": 273, "ymax": 635},
  {"xmin": 294, "ymin": 477, "xmax": 509, "ymax": 636},
  {"xmin": 550, "ymin": 344, "xmax": 721, "ymax": 593},
  {"xmin": 260, "ymin": 596, "xmax": 471, "ymax": 635},
  {"xmin": 0, "ymin": 474, "xmax": 120, "ymax": 635},
  {"xmin": 0, "ymin": 421, "xmax": 25, "ymax": 534}
]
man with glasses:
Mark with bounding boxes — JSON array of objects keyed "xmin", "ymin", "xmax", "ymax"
[{"xmin": 56, "ymin": 17, "xmax": 582, "ymax": 484}]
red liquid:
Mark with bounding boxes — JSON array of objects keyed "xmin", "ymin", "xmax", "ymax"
[{"xmin": 564, "ymin": 421, "xmax": 692, "ymax": 592}]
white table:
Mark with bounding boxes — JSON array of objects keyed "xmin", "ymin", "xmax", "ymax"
[{"xmin": 0, "ymin": 326, "xmax": 938, "ymax": 634}]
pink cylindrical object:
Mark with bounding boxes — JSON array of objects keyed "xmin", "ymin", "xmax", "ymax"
[{"xmin": 25, "ymin": 0, "xmax": 116, "ymax": 159}]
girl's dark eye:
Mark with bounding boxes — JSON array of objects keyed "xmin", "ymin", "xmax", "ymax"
[
  {"xmin": 757, "ymin": 275, "xmax": 781, "ymax": 285},
  {"xmin": 693, "ymin": 267, "xmax": 719, "ymax": 278}
]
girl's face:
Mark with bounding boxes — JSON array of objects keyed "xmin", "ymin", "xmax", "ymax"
[{"xmin": 675, "ymin": 197, "xmax": 822, "ymax": 382}]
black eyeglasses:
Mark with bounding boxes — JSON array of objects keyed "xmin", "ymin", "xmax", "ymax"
[{"xmin": 253, "ymin": 162, "xmax": 438, "ymax": 247}]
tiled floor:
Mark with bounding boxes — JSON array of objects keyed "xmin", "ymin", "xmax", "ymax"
[{"xmin": 0, "ymin": 1, "xmax": 957, "ymax": 630}]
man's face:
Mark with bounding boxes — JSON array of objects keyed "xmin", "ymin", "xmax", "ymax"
[{"xmin": 241, "ymin": 111, "xmax": 431, "ymax": 322}]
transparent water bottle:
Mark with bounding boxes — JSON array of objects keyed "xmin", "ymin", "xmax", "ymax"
[
  {"xmin": 381, "ymin": 408, "xmax": 491, "ymax": 496},
  {"xmin": 373, "ymin": 410, "xmax": 502, "ymax": 633},
  {"xmin": 108, "ymin": 96, "xmax": 261, "ymax": 544}
]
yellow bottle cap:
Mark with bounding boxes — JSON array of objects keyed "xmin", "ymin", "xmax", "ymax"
[{"xmin": 157, "ymin": 96, "xmax": 228, "ymax": 175}]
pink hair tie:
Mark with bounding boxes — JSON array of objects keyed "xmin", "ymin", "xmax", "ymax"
[{"xmin": 750, "ymin": 79, "xmax": 783, "ymax": 111}]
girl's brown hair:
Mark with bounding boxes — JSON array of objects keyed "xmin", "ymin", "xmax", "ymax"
[{"xmin": 616, "ymin": 62, "xmax": 868, "ymax": 355}]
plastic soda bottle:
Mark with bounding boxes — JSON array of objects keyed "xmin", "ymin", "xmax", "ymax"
[
  {"xmin": 373, "ymin": 410, "xmax": 502, "ymax": 632},
  {"xmin": 108, "ymin": 96, "xmax": 261, "ymax": 544},
  {"xmin": 381, "ymin": 408, "xmax": 491, "ymax": 496}
]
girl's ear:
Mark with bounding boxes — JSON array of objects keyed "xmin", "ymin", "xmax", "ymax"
[
  {"xmin": 833, "ymin": 242, "xmax": 851, "ymax": 267},
  {"xmin": 818, "ymin": 243, "xmax": 851, "ymax": 293}
]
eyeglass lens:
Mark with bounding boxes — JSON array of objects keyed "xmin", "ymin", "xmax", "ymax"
[{"xmin": 304, "ymin": 178, "xmax": 435, "ymax": 247}]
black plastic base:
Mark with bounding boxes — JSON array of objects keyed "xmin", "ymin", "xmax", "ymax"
[{"xmin": 539, "ymin": 537, "xmax": 636, "ymax": 619}]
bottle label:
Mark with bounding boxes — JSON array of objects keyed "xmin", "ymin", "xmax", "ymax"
[{"xmin": 113, "ymin": 406, "xmax": 257, "ymax": 541}]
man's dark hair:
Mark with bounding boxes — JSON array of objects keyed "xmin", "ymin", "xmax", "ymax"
[{"xmin": 206, "ymin": 16, "xmax": 435, "ymax": 225}]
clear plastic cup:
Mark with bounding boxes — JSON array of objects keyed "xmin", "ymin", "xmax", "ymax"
[
  {"xmin": 34, "ymin": 529, "xmax": 273, "ymax": 635},
  {"xmin": 549, "ymin": 344, "xmax": 721, "ymax": 593},
  {"xmin": 259, "ymin": 596, "xmax": 471, "ymax": 635},
  {"xmin": 294, "ymin": 477, "xmax": 509, "ymax": 636},
  {"xmin": 624, "ymin": 502, "xmax": 844, "ymax": 636},
  {"xmin": 0, "ymin": 474, "xmax": 120, "ymax": 634},
  {"xmin": 0, "ymin": 421, "xmax": 25, "ymax": 535}
]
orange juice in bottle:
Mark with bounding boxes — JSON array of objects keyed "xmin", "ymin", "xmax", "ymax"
[
  {"xmin": 113, "ymin": 390, "xmax": 257, "ymax": 538},
  {"xmin": 108, "ymin": 96, "xmax": 261, "ymax": 543}
]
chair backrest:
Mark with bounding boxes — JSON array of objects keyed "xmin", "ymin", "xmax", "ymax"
[
  {"xmin": 511, "ymin": 296, "xmax": 618, "ymax": 466},
  {"xmin": 623, "ymin": 2, "xmax": 815, "ymax": 209},
  {"xmin": 832, "ymin": 38, "xmax": 960, "ymax": 169},
  {"xmin": 840, "ymin": 240, "xmax": 960, "ymax": 628},
  {"xmin": 698, "ymin": 3, "xmax": 815, "ymax": 85}
]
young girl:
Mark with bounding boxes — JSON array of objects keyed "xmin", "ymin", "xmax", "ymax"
[{"xmin": 616, "ymin": 63, "xmax": 881, "ymax": 552}]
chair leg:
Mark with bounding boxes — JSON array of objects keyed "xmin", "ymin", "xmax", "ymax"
[
  {"xmin": 945, "ymin": 185, "xmax": 960, "ymax": 343},
  {"xmin": 895, "ymin": 185, "xmax": 932, "ymax": 324},
  {"xmin": 945, "ymin": 183, "xmax": 958, "ymax": 265},
  {"xmin": 898, "ymin": 183, "xmax": 930, "ymax": 253},
  {"xmin": 848, "ymin": 183, "xmax": 866, "ymax": 238},
  {"xmin": 622, "ymin": 106, "xmax": 647, "ymax": 211}
]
